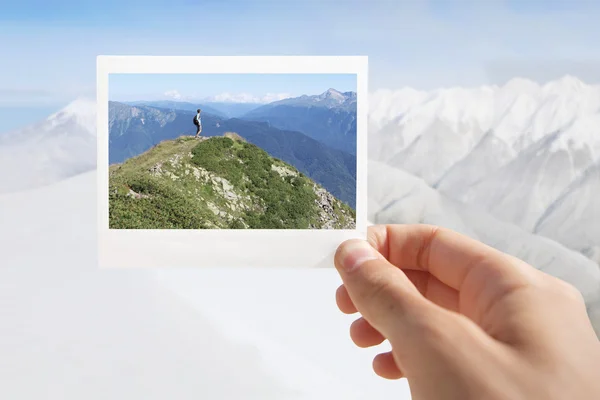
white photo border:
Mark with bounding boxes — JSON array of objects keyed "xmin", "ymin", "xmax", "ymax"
[{"xmin": 97, "ymin": 55, "xmax": 368, "ymax": 269}]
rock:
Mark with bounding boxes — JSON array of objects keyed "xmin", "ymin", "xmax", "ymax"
[
  {"xmin": 211, "ymin": 176, "xmax": 239, "ymax": 202},
  {"xmin": 223, "ymin": 131, "xmax": 246, "ymax": 142},
  {"xmin": 207, "ymin": 202, "xmax": 220, "ymax": 215},
  {"xmin": 127, "ymin": 188, "xmax": 150, "ymax": 199},
  {"xmin": 168, "ymin": 154, "xmax": 184, "ymax": 167},
  {"xmin": 191, "ymin": 166, "xmax": 210, "ymax": 182},
  {"xmin": 271, "ymin": 164, "xmax": 298, "ymax": 178},
  {"xmin": 149, "ymin": 163, "xmax": 163, "ymax": 176},
  {"xmin": 312, "ymin": 184, "xmax": 355, "ymax": 229}
]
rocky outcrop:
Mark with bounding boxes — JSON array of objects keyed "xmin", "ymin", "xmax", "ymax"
[{"xmin": 312, "ymin": 185, "xmax": 353, "ymax": 229}]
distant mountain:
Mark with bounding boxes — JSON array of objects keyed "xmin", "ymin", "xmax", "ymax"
[
  {"xmin": 109, "ymin": 134, "xmax": 355, "ymax": 229},
  {"xmin": 0, "ymin": 98, "xmax": 96, "ymax": 193},
  {"xmin": 242, "ymin": 88, "xmax": 357, "ymax": 155},
  {"xmin": 445, "ymin": 128, "xmax": 594, "ymax": 231},
  {"xmin": 109, "ymin": 102, "xmax": 356, "ymax": 208},
  {"xmin": 535, "ymin": 161, "xmax": 600, "ymax": 264},
  {"xmin": 126, "ymin": 100, "xmax": 226, "ymax": 118},
  {"xmin": 369, "ymin": 75, "xmax": 600, "ymax": 264},
  {"xmin": 202, "ymin": 102, "xmax": 261, "ymax": 118},
  {"xmin": 125, "ymin": 100, "xmax": 262, "ymax": 119},
  {"xmin": 109, "ymin": 101, "xmax": 217, "ymax": 164},
  {"xmin": 266, "ymin": 88, "xmax": 357, "ymax": 111}
]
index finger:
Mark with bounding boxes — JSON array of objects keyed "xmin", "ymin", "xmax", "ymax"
[{"xmin": 367, "ymin": 224, "xmax": 537, "ymax": 293}]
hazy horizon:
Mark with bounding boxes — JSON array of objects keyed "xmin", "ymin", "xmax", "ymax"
[
  {"xmin": 110, "ymin": 86, "xmax": 357, "ymax": 106},
  {"xmin": 108, "ymin": 73, "xmax": 357, "ymax": 105}
]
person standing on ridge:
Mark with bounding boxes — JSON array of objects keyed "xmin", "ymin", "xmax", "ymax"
[{"xmin": 193, "ymin": 108, "xmax": 202, "ymax": 138}]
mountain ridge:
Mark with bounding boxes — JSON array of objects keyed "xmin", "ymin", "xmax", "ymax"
[
  {"xmin": 109, "ymin": 133, "xmax": 356, "ymax": 230},
  {"xmin": 369, "ymin": 74, "xmax": 600, "ymax": 263},
  {"xmin": 124, "ymin": 100, "xmax": 228, "ymax": 118},
  {"xmin": 0, "ymin": 97, "xmax": 96, "ymax": 194},
  {"xmin": 241, "ymin": 88, "xmax": 357, "ymax": 155}
]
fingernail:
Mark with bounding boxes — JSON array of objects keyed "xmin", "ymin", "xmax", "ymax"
[{"xmin": 337, "ymin": 240, "xmax": 379, "ymax": 272}]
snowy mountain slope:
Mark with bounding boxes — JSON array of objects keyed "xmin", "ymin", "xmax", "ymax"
[
  {"xmin": 369, "ymin": 76, "xmax": 600, "ymax": 263},
  {"xmin": 369, "ymin": 77, "xmax": 600, "ymax": 184},
  {"xmin": 0, "ymin": 98, "xmax": 96, "ymax": 194},
  {"xmin": 434, "ymin": 130, "xmax": 515, "ymax": 193},
  {"xmin": 450, "ymin": 121, "xmax": 598, "ymax": 232},
  {"xmin": 0, "ymin": 171, "xmax": 410, "ymax": 400},
  {"xmin": 534, "ymin": 161, "xmax": 600, "ymax": 265},
  {"xmin": 436, "ymin": 97, "xmax": 600, "ymax": 199},
  {"xmin": 368, "ymin": 160, "xmax": 478, "ymax": 239},
  {"xmin": 368, "ymin": 87, "xmax": 428, "ymax": 131},
  {"xmin": 388, "ymin": 117, "xmax": 485, "ymax": 184},
  {"xmin": 370, "ymin": 76, "xmax": 600, "ymax": 158},
  {"xmin": 368, "ymin": 160, "xmax": 600, "ymax": 336}
]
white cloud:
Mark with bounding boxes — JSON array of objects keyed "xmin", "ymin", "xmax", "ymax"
[
  {"xmin": 207, "ymin": 92, "xmax": 293, "ymax": 104},
  {"xmin": 164, "ymin": 90, "xmax": 182, "ymax": 100}
]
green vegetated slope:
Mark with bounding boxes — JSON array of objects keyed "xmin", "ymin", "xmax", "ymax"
[{"xmin": 109, "ymin": 133, "xmax": 356, "ymax": 229}]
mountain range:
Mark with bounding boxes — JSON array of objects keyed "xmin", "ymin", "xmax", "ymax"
[
  {"xmin": 108, "ymin": 99, "xmax": 357, "ymax": 208},
  {"xmin": 369, "ymin": 75, "xmax": 600, "ymax": 265},
  {"xmin": 123, "ymin": 88, "xmax": 357, "ymax": 155},
  {"xmin": 125, "ymin": 100, "xmax": 263, "ymax": 119},
  {"xmin": 125, "ymin": 100, "xmax": 228, "ymax": 118},
  {"xmin": 0, "ymin": 76, "xmax": 599, "ymax": 333},
  {"xmin": 0, "ymin": 98, "xmax": 96, "ymax": 193},
  {"xmin": 242, "ymin": 88, "xmax": 357, "ymax": 155},
  {"xmin": 1, "ymin": 77, "xmax": 597, "ymax": 261}
]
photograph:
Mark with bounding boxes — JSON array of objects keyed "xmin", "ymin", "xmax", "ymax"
[
  {"xmin": 96, "ymin": 55, "xmax": 368, "ymax": 269},
  {"xmin": 107, "ymin": 73, "xmax": 358, "ymax": 230},
  {"xmin": 3, "ymin": 2, "xmax": 600, "ymax": 400}
]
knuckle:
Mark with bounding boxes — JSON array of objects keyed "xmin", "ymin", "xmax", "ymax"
[
  {"xmin": 562, "ymin": 282, "xmax": 586, "ymax": 304},
  {"xmin": 549, "ymin": 276, "xmax": 586, "ymax": 304}
]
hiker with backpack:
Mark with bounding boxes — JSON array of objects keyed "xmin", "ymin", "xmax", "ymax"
[{"xmin": 193, "ymin": 109, "xmax": 202, "ymax": 138}]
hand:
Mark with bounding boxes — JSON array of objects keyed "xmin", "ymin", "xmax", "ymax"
[{"xmin": 334, "ymin": 224, "xmax": 600, "ymax": 400}]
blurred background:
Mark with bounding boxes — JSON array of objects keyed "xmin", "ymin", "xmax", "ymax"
[{"xmin": 1, "ymin": 1, "xmax": 599, "ymax": 399}]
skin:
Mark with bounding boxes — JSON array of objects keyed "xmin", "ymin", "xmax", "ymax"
[{"xmin": 334, "ymin": 224, "xmax": 600, "ymax": 400}]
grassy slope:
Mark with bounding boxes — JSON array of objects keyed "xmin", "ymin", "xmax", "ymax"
[{"xmin": 109, "ymin": 135, "xmax": 356, "ymax": 229}]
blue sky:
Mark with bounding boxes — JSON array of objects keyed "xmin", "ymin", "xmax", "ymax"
[
  {"xmin": 1, "ymin": 0, "xmax": 600, "ymax": 130},
  {"xmin": 109, "ymin": 73, "xmax": 357, "ymax": 103}
]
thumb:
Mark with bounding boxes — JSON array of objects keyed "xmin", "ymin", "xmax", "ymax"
[{"xmin": 334, "ymin": 239, "xmax": 472, "ymax": 367}]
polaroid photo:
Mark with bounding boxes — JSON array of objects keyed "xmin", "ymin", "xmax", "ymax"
[{"xmin": 97, "ymin": 55, "xmax": 368, "ymax": 268}]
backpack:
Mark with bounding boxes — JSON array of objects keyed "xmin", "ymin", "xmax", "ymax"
[{"xmin": 193, "ymin": 114, "xmax": 199, "ymax": 126}]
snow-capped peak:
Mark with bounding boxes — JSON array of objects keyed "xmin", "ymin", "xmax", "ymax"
[
  {"xmin": 543, "ymin": 75, "xmax": 586, "ymax": 95},
  {"xmin": 0, "ymin": 97, "xmax": 97, "ymax": 194},
  {"xmin": 500, "ymin": 77, "xmax": 541, "ymax": 95},
  {"xmin": 47, "ymin": 97, "xmax": 96, "ymax": 135},
  {"xmin": 320, "ymin": 88, "xmax": 346, "ymax": 102},
  {"xmin": 370, "ymin": 75, "xmax": 600, "ymax": 152}
]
